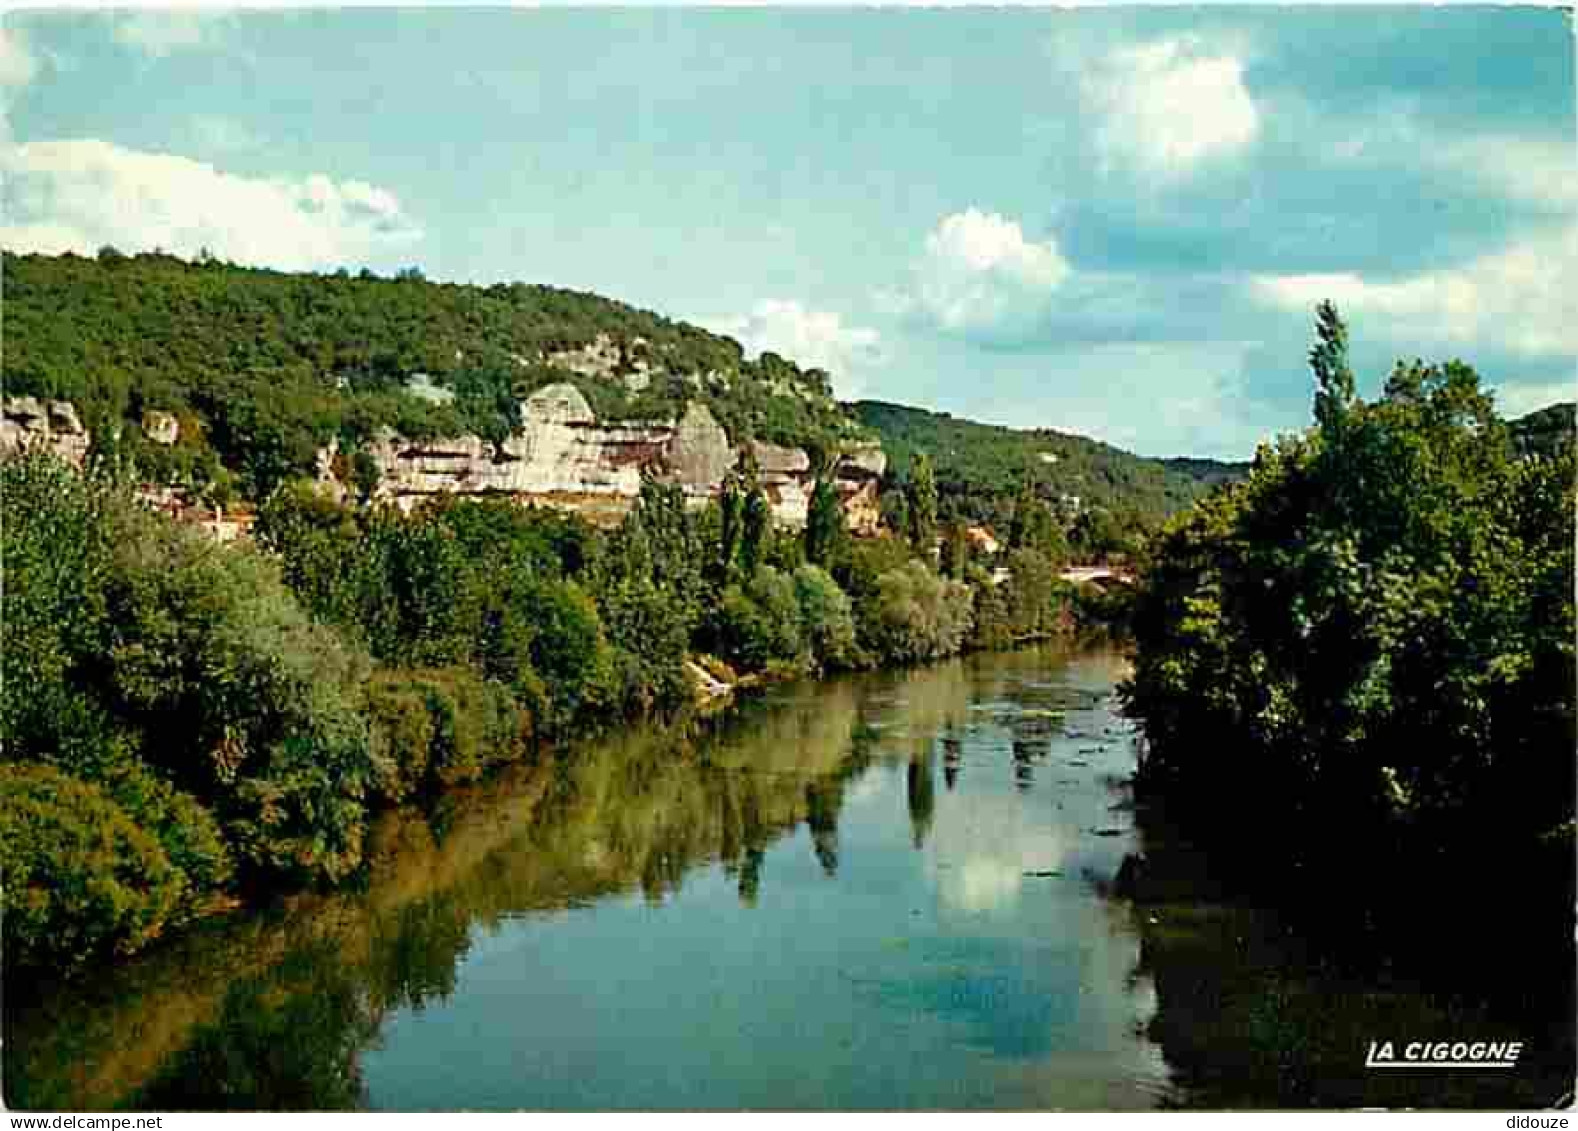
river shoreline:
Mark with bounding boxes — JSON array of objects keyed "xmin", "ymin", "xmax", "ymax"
[{"xmin": 11, "ymin": 641, "xmax": 1562, "ymax": 1111}]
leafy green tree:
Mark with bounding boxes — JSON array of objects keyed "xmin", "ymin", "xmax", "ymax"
[
  {"xmin": 1122, "ymin": 306, "xmax": 1576, "ymax": 893},
  {"xmin": 860, "ymin": 560, "xmax": 973, "ymax": 664},
  {"xmin": 711, "ymin": 566, "xmax": 806, "ymax": 673},
  {"xmin": 716, "ymin": 467, "xmax": 745, "ymax": 586},
  {"xmin": 940, "ymin": 521, "xmax": 969, "ymax": 579},
  {"xmin": 794, "ymin": 564, "xmax": 860, "ymax": 671},
  {"xmin": 804, "ymin": 475, "xmax": 846, "ymax": 569},
  {"xmin": 907, "ymin": 453, "xmax": 938, "ymax": 560},
  {"xmin": 1310, "ymin": 299, "xmax": 1356, "ymax": 431},
  {"xmin": 739, "ymin": 454, "xmax": 770, "ymax": 579}
]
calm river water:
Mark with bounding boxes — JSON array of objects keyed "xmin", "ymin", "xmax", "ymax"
[{"xmin": 6, "ymin": 645, "xmax": 1569, "ymax": 1110}]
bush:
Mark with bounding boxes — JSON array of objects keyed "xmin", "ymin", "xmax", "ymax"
[
  {"xmin": 793, "ymin": 564, "xmax": 860, "ymax": 670},
  {"xmin": 3, "ymin": 453, "xmax": 380, "ymax": 886},
  {"xmin": 521, "ymin": 579, "xmax": 610, "ymax": 731},
  {"xmin": 1122, "ymin": 308, "xmax": 1576, "ymax": 880},
  {"xmin": 596, "ymin": 578, "xmax": 693, "ymax": 715},
  {"xmin": 99, "ymin": 756, "xmax": 234, "ymax": 899},
  {"xmin": 861, "ymin": 561, "xmax": 974, "ymax": 664},
  {"xmin": 418, "ymin": 668, "xmax": 532, "ymax": 787},
  {"xmin": 365, "ymin": 668, "xmax": 531, "ymax": 794},
  {"xmin": 365, "ymin": 674, "xmax": 438, "ymax": 803},
  {"xmin": 711, "ymin": 567, "xmax": 806, "ymax": 673},
  {"xmin": 0, "ymin": 764, "xmax": 188, "ymax": 970}
]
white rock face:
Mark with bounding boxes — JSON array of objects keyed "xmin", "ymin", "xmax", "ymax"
[
  {"xmin": 315, "ymin": 381, "xmax": 884, "ymax": 530},
  {"xmin": 143, "ymin": 410, "xmax": 180, "ymax": 446},
  {"xmin": 1, "ymin": 397, "xmax": 90, "ymax": 467}
]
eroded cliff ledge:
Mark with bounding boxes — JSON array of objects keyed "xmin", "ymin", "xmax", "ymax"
[
  {"xmin": 317, "ymin": 383, "xmax": 886, "ymax": 531},
  {"xmin": 0, "ymin": 397, "xmax": 90, "ymax": 469}
]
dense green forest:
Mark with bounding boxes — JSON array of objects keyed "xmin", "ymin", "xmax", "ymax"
[
  {"xmin": 850, "ymin": 399, "xmax": 1231, "ymax": 539},
  {"xmin": 1509, "ymin": 400, "xmax": 1577, "ymax": 459},
  {"xmin": 1, "ymin": 430, "xmax": 1088, "ymax": 972},
  {"xmin": 4, "ymin": 251, "xmax": 864, "ymax": 499},
  {"xmin": 1122, "ymin": 305, "xmax": 1575, "ymax": 909},
  {"xmin": 5, "ymin": 250, "xmax": 1572, "ymax": 977}
]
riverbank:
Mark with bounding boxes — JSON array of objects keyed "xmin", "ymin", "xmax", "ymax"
[
  {"xmin": 5, "ymin": 446, "xmax": 1096, "ymax": 977},
  {"xmin": 7, "ymin": 645, "xmax": 1158, "ymax": 1110},
  {"xmin": 11, "ymin": 642, "xmax": 1564, "ymax": 1111}
]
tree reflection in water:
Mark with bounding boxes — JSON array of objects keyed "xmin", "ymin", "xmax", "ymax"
[
  {"xmin": 1112, "ymin": 802, "xmax": 1576, "ymax": 1110},
  {"xmin": 5, "ymin": 675, "xmax": 885, "ymax": 1111}
]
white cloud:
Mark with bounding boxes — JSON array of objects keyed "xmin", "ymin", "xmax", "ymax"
[
  {"xmin": 1252, "ymin": 223, "xmax": 1578, "ymax": 360},
  {"xmin": 1325, "ymin": 104, "xmax": 1577, "ymax": 214},
  {"xmin": 0, "ymin": 26, "xmax": 38, "ymax": 90},
  {"xmin": 713, "ymin": 299, "xmax": 884, "ymax": 398},
  {"xmin": 1, "ymin": 139, "xmax": 422, "ymax": 272},
  {"xmin": 112, "ymin": 13, "xmax": 228, "ymax": 59},
  {"xmin": 881, "ymin": 208, "xmax": 1070, "ymax": 341},
  {"xmin": 1492, "ymin": 378, "xmax": 1577, "ymax": 420},
  {"xmin": 1082, "ymin": 35, "xmax": 1259, "ymax": 177},
  {"xmin": 924, "ymin": 792, "xmax": 1075, "ymax": 916},
  {"xmin": 1441, "ymin": 136, "xmax": 1578, "ymax": 214}
]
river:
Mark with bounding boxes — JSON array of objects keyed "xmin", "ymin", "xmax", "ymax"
[{"xmin": 5, "ymin": 644, "xmax": 1569, "ymax": 1110}]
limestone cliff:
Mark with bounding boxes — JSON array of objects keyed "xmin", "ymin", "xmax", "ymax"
[
  {"xmin": 320, "ymin": 382, "xmax": 886, "ymax": 531},
  {"xmin": 0, "ymin": 397, "xmax": 90, "ymax": 468}
]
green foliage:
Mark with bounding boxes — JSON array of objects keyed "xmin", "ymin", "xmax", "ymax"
[
  {"xmin": 793, "ymin": 564, "xmax": 861, "ymax": 671},
  {"xmin": 967, "ymin": 550, "xmax": 1070, "ymax": 648},
  {"xmin": 595, "ymin": 578, "xmax": 693, "ymax": 715},
  {"xmin": 1508, "ymin": 400, "xmax": 1575, "ymax": 459},
  {"xmin": 907, "ymin": 453, "xmax": 938, "ymax": 558},
  {"xmin": 860, "ymin": 560, "xmax": 974, "ymax": 664},
  {"xmin": 0, "ymin": 763, "xmax": 191, "ymax": 971},
  {"xmin": 853, "ymin": 399, "xmax": 1222, "ymax": 534},
  {"xmin": 6, "ymin": 252, "xmax": 868, "ymax": 501},
  {"xmin": 258, "ymin": 489, "xmax": 613, "ymax": 738},
  {"xmin": 372, "ymin": 668, "xmax": 532, "ymax": 791},
  {"xmin": 1123, "ymin": 308, "xmax": 1576, "ymax": 879},
  {"xmin": 804, "ymin": 475, "xmax": 846, "ymax": 569},
  {"xmin": 1068, "ymin": 506, "xmax": 1135, "ymax": 564},
  {"xmin": 710, "ymin": 567, "xmax": 806, "ymax": 673},
  {"xmin": 940, "ymin": 521, "xmax": 969, "ymax": 579},
  {"xmin": 715, "ymin": 471, "xmax": 746, "ymax": 586},
  {"xmin": 3, "ymin": 453, "xmax": 377, "ymax": 887},
  {"xmin": 1310, "ymin": 299, "xmax": 1356, "ymax": 430},
  {"xmin": 740, "ymin": 463, "xmax": 770, "ymax": 579},
  {"xmin": 1008, "ymin": 477, "xmax": 1068, "ymax": 562}
]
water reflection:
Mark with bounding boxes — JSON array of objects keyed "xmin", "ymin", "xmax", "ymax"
[
  {"xmin": 1112, "ymin": 804, "xmax": 1577, "ymax": 1110},
  {"xmin": 26, "ymin": 644, "xmax": 1552, "ymax": 1110}
]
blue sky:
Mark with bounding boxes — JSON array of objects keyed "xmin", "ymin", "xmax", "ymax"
[{"xmin": 2, "ymin": 8, "xmax": 1573, "ymax": 457}]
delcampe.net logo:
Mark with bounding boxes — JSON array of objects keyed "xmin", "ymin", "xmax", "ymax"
[{"xmin": 1365, "ymin": 1039, "xmax": 1524, "ymax": 1070}]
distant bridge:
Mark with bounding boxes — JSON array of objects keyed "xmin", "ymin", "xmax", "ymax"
[
  {"xmin": 989, "ymin": 564, "xmax": 1137, "ymax": 588},
  {"xmin": 1059, "ymin": 566, "xmax": 1135, "ymax": 587}
]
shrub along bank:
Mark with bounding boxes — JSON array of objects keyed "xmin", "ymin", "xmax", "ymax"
[{"xmin": 1, "ymin": 450, "xmax": 1081, "ymax": 974}]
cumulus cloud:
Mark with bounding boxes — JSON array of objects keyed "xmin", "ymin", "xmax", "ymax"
[
  {"xmin": 1323, "ymin": 103, "xmax": 1577, "ymax": 216},
  {"xmin": 881, "ymin": 208, "xmax": 1070, "ymax": 343},
  {"xmin": 1252, "ymin": 223, "xmax": 1578, "ymax": 361},
  {"xmin": 1082, "ymin": 35, "xmax": 1260, "ymax": 178},
  {"xmin": 1, "ymin": 139, "xmax": 422, "ymax": 272},
  {"xmin": 112, "ymin": 12, "xmax": 228, "ymax": 58},
  {"xmin": 712, "ymin": 299, "xmax": 884, "ymax": 398}
]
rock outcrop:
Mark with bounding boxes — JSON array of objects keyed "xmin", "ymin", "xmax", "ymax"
[
  {"xmin": 1, "ymin": 397, "xmax": 90, "ymax": 468},
  {"xmin": 545, "ymin": 333, "xmax": 657, "ymax": 393},
  {"xmin": 142, "ymin": 410, "xmax": 180, "ymax": 446},
  {"xmin": 322, "ymin": 382, "xmax": 886, "ymax": 531}
]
